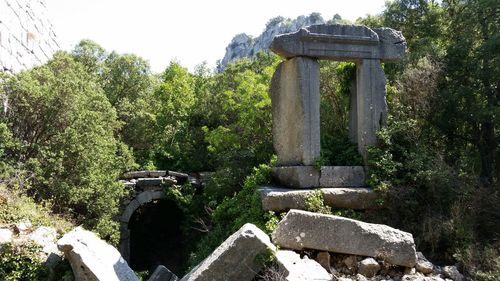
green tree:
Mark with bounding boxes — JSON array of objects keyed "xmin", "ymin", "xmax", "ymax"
[
  {"xmin": 0, "ymin": 52, "xmax": 135, "ymax": 240},
  {"xmin": 435, "ymin": 0, "xmax": 499, "ymax": 187}
]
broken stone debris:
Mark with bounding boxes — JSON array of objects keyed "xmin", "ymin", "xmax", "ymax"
[
  {"xmin": 57, "ymin": 227, "xmax": 138, "ymax": 281},
  {"xmin": 272, "ymin": 209, "xmax": 417, "ymax": 267},
  {"xmin": 180, "ymin": 223, "xmax": 275, "ymax": 281},
  {"xmin": 275, "ymin": 250, "xmax": 331, "ymax": 281},
  {"xmin": 148, "ymin": 265, "xmax": 179, "ymax": 281}
]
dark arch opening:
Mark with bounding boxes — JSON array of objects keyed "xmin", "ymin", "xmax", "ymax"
[{"xmin": 128, "ymin": 199, "xmax": 186, "ymax": 275}]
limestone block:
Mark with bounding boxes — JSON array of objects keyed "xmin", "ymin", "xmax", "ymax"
[
  {"xmin": 259, "ymin": 186, "xmax": 379, "ymax": 211},
  {"xmin": 276, "ymin": 250, "xmax": 331, "ymax": 281},
  {"xmin": 322, "ymin": 187, "xmax": 379, "ymax": 209},
  {"xmin": 320, "ymin": 166, "xmax": 366, "ymax": 187},
  {"xmin": 271, "ymin": 24, "xmax": 406, "ymax": 62},
  {"xmin": 136, "ymin": 190, "xmax": 164, "ymax": 205},
  {"xmin": 272, "ymin": 210, "xmax": 417, "ymax": 267},
  {"xmin": 416, "ymin": 252, "xmax": 434, "ymax": 274},
  {"xmin": 122, "ymin": 171, "xmax": 150, "ymax": 179},
  {"xmin": 136, "ymin": 178, "xmax": 164, "ymax": 188},
  {"xmin": 358, "ymin": 257, "xmax": 380, "ymax": 277},
  {"xmin": 272, "ymin": 166, "xmax": 320, "ymax": 188},
  {"xmin": 271, "ymin": 57, "xmax": 320, "ymax": 166},
  {"xmin": 57, "ymin": 227, "xmax": 138, "ymax": 281},
  {"xmin": 121, "ymin": 199, "xmax": 140, "ymax": 223},
  {"xmin": 356, "ymin": 59, "xmax": 387, "ymax": 160},
  {"xmin": 0, "ymin": 228, "xmax": 13, "ymax": 244},
  {"xmin": 442, "ymin": 266, "xmax": 464, "ymax": 281},
  {"xmin": 29, "ymin": 226, "xmax": 58, "ymax": 254},
  {"xmin": 148, "ymin": 265, "xmax": 179, "ymax": 281},
  {"xmin": 315, "ymin": 251, "xmax": 331, "ymax": 272},
  {"xmin": 181, "ymin": 223, "xmax": 275, "ymax": 281}
]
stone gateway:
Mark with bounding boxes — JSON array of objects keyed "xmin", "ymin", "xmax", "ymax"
[
  {"xmin": 269, "ymin": 24, "xmax": 405, "ymax": 188},
  {"xmin": 270, "ymin": 24, "xmax": 405, "ymax": 164}
]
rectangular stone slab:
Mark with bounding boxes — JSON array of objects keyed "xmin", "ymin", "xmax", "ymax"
[
  {"xmin": 259, "ymin": 186, "xmax": 379, "ymax": 211},
  {"xmin": 271, "ymin": 24, "xmax": 405, "ymax": 62},
  {"xmin": 272, "ymin": 210, "xmax": 416, "ymax": 267},
  {"xmin": 271, "ymin": 57, "xmax": 320, "ymax": 166},
  {"xmin": 320, "ymin": 166, "xmax": 366, "ymax": 187},
  {"xmin": 181, "ymin": 223, "xmax": 276, "ymax": 281},
  {"xmin": 276, "ymin": 250, "xmax": 331, "ymax": 281},
  {"xmin": 272, "ymin": 166, "xmax": 320, "ymax": 188}
]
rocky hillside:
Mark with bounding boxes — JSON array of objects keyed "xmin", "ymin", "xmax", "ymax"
[{"xmin": 218, "ymin": 13, "xmax": 333, "ymax": 71}]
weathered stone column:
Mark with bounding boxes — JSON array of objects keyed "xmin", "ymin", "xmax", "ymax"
[
  {"xmin": 355, "ymin": 59, "xmax": 387, "ymax": 159},
  {"xmin": 271, "ymin": 57, "xmax": 320, "ymax": 166}
]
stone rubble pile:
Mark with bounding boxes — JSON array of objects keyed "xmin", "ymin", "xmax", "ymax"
[
  {"xmin": 52, "ymin": 209, "xmax": 466, "ymax": 281},
  {"xmin": 0, "ymin": 220, "xmax": 62, "ymax": 267}
]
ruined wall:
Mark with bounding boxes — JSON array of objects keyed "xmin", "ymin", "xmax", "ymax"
[{"xmin": 0, "ymin": 0, "xmax": 59, "ymax": 73}]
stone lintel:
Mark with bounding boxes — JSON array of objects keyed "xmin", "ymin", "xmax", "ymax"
[{"xmin": 271, "ymin": 24, "xmax": 405, "ymax": 62}]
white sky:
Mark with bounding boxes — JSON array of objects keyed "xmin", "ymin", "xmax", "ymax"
[{"xmin": 45, "ymin": 0, "xmax": 386, "ymax": 73}]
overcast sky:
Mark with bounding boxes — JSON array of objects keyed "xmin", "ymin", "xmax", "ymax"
[{"xmin": 45, "ymin": 0, "xmax": 386, "ymax": 73}]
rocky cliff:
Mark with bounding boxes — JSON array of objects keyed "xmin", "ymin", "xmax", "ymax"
[{"xmin": 217, "ymin": 13, "xmax": 327, "ymax": 71}]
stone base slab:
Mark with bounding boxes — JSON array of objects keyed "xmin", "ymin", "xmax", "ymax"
[
  {"xmin": 259, "ymin": 186, "xmax": 379, "ymax": 211},
  {"xmin": 272, "ymin": 166, "xmax": 366, "ymax": 188}
]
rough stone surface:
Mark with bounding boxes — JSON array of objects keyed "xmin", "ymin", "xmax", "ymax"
[
  {"xmin": 416, "ymin": 252, "xmax": 434, "ymax": 274},
  {"xmin": 442, "ymin": 266, "xmax": 464, "ymax": 281},
  {"xmin": 272, "ymin": 166, "xmax": 320, "ymax": 188},
  {"xmin": 0, "ymin": 228, "xmax": 13, "ymax": 244},
  {"xmin": 14, "ymin": 220, "xmax": 32, "ymax": 234},
  {"xmin": 358, "ymin": 257, "xmax": 380, "ymax": 277},
  {"xmin": 148, "ymin": 265, "xmax": 179, "ymax": 281},
  {"xmin": 271, "ymin": 24, "xmax": 406, "ymax": 62},
  {"xmin": 276, "ymin": 250, "xmax": 331, "ymax": 281},
  {"xmin": 271, "ymin": 57, "xmax": 320, "ymax": 166},
  {"xmin": 319, "ymin": 166, "xmax": 366, "ymax": 187},
  {"xmin": 29, "ymin": 226, "xmax": 57, "ymax": 251},
  {"xmin": 181, "ymin": 223, "xmax": 275, "ymax": 281},
  {"xmin": 0, "ymin": 0, "xmax": 60, "ymax": 73},
  {"xmin": 316, "ymin": 251, "xmax": 331, "ymax": 272},
  {"xmin": 259, "ymin": 186, "xmax": 379, "ymax": 211},
  {"xmin": 57, "ymin": 227, "xmax": 138, "ymax": 281},
  {"xmin": 272, "ymin": 210, "xmax": 417, "ymax": 267},
  {"xmin": 218, "ymin": 14, "xmax": 325, "ymax": 71},
  {"xmin": 355, "ymin": 58, "xmax": 387, "ymax": 159}
]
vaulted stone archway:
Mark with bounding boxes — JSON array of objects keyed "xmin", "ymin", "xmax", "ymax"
[{"xmin": 117, "ymin": 170, "xmax": 198, "ymax": 272}]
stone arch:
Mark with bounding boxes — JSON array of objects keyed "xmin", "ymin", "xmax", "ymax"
[{"xmin": 119, "ymin": 189, "xmax": 164, "ymax": 262}]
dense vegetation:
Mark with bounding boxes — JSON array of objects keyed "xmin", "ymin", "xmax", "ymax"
[{"xmin": 0, "ymin": 0, "xmax": 498, "ymax": 280}]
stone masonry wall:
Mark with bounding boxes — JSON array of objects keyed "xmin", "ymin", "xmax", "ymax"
[{"xmin": 0, "ymin": 0, "xmax": 59, "ymax": 73}]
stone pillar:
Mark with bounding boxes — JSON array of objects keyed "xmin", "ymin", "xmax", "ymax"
[
  {"xmin": 348, "ymin": 77, "xmax": 358, "ymax": 143},
  {"xmin": 271, "ymin": 57, "xmax": 320, "ymax": 166},
  {"xmin": 356, "ymin": 59, "xmax": 387, "ymax": 160}
]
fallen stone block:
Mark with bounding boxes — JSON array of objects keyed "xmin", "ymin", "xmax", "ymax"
[
  {"xmin": 276, "ymin": 250, "xmax": 331, "ymax": 281},
  {"xmin": 0, "ymin": 228, "xmax": 13, "ymax": 244},
  {"xmin": 358, "ymin": 257, "xmax": 380, "ymax": 278},
  {"xmin": 415, "ymin": 252, "xmax": 433, "ymax": 274},
  {"xmin": 259, "ymin": 186, "xmax": 379, "ymax": 211},
  {"xmin": 181, "ymin": 223, "xmax": 275, "ymax": 281},
  {"xmin": 272, "ymin": 210, "xmax": 416, "ymax": 267},
  {"xmin": 57, "ymin": 227, "xmax": 138, "ymax": 281},
  {"xmin": 148, "ymin": 265, "xmax": 179, "ymax": 281}
]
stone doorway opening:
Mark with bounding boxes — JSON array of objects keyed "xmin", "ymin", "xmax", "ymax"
[
  {"xmin": 128, "ymin": 198, "xmax": 186, "ymax": 275},
  {"xmin": 319, "ymin": 61, "xmax": 363, "ymax": 166}
]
